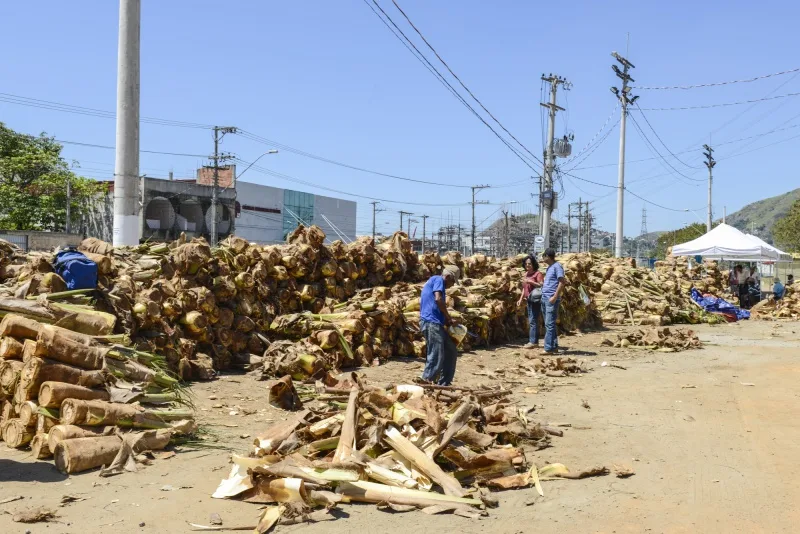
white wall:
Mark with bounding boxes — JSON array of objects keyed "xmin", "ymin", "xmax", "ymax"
[
  {"xmin": 234, "ymin": 181, "xmax": 357, "ymax": 245},
  {"xmin": 313, "ymin": 195, "xmax": 357, "ymax": 243},
  {"xmin": 235, "ymin": 181, "xmax": 284, "ymax": 244}
]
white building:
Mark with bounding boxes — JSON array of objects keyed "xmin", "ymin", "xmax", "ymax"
[{"xmin": 235, "ymin": 181, "xmax": 357, "ymax": 245}]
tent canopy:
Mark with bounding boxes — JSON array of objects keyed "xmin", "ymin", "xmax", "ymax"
[{"xmin": 671, "ymin": 223, "xmax": 790, "ymax": 261}]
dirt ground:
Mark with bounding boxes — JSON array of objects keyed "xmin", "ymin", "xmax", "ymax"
[{"xmin": 2, "ymin": 320, "xmax": 799, "ymax": 534}]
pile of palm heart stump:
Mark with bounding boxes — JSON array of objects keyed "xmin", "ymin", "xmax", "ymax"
[{"xmin": 0, "ymin": 226, "xmax": 731, "ymax": 384}]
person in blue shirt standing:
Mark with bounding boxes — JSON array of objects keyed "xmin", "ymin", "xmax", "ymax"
[
  {"xmin": 540, "ymin": 248, "xmax": 566, "ymax": 355},
  {"xmin": 418, "ymin": 270, "xmax": 458, "ymax": 386}
]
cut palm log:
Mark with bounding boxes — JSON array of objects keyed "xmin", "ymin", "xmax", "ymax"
[
  {"xmin": 47, "ymin": 424, "xmax": 114, "ymax": 452},
  {"xmin": 2, "ymin": 418, "xmax": 35, "ymax": 448},
  {"xmin": 31, "ymin": 434, "xmax": 52, "ymax": 459},
  {"xmin": 0, "ymin": 313, "xmax": 44, "ymax": 339},
  {"xmin": 337, "ymin": 480, "xmax": 481, "ymax": 508},
  {"xmin": 383, "ymin": 426, "xmax": 465, "ymax": 497},
  {"xmin": 16, "ymin": 358, "xmax": 105, "ymax": 402},
  {"xmin": 36, "ymin": 328, "xmax": 107, "ymax": 370},
  {"xmin": 54, "ymin": 435, "xmax": 123, "ymax": 474},
  {"xmin": 60, "ymin": 399, "xmax": 191, "ymax": 428},
  {"xmin": 36, "ymin": 413, "xmax": 56, "ymax": 434},
  {"xmin": 0, "ymin": 359, "xmax": 24, "ymax": 395},
  {"xmin": 0, "ymin": 337, "xmax": 23, "ymax": 359},
  {"xmin": 38, "ymin": 382, "xmax": 110, "ymax": 408},
  {"xmin": 18, "ymin": 400, "xmax": 39, "ymax": 427}
]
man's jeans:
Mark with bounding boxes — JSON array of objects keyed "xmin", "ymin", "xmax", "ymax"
[
  {"xmin": 420, "ymin": 320, "xmax": 457, "ymax": 386},
  {"xmin": 541, "ymin": 298, "xmax": 560, "ymax": 352}
]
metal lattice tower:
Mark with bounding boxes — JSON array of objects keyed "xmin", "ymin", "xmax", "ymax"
[{"xmin": 640, "ymin": 206, "xmax": 648, "ymax": 237}]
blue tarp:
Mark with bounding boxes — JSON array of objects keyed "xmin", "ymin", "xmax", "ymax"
[{"xmin": 690, "ymin": 288, "xmax": 750, "ymax": 320}]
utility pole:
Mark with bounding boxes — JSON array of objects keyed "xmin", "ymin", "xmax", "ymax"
[
  {"xmin": 112, "ymin": 0, "xmax": 141, "ymax": 247},
  {"xmin": 65, "ymin": 178, "xmax": 72, "ymax": 233},
  {"xmin": 501, "ymin": 209, "xmax": 510, "ymax": 258},
  {"xmin": 399, "ymin": 211, "xmax": 412, "ymax": 233},
  {"xmin": 577, "ymin": 198, "xmax": 583, "ymax": 252},
  {"xmin": 566, "ymin": 204, "xmax": 572, "ymax": 253},
  {"xmin": 703, "ymin": 144, "xmax": 716, "ymax": 232},
  {"xmin": 208, "ymin": 126, "xmax": 237, "ymax": 246},
  {"xmin": 370, "ymin": 201, "xmax": 385, "ymax": 241},
  {"xmin": 470, "ymin": 185, "xmax": 490, "ymax": 254},
  {"xmin": 585, "ymin": 203, "xmax": 591, "ymax": 252},
  {"xmin": 540, "ymin": 74, "xmax": 569, "ymax": 249},
  {"xmin": 420, "ymin": 214, "xmax": 429, "ymax": 253},
  {"xmin": 611, "ymin": 51, "xmax": 638, "ymax": 258}
]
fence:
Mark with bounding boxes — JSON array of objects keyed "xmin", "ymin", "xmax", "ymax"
[{"xmin": 0, "ymin": 233, "xmax": 29, "ymax": 252}]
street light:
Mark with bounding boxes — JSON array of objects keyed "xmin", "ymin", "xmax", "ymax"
[{"xmin": 236, "ymin": 150, "xmax": 279, "ymax": 181}]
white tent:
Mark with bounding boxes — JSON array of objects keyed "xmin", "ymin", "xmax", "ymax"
[
  {"xmin": 671, "ymin": 223, "xmax": 788, "ymax": 261},
  {"xmin": 744, "ymin": 233, "xmax": 792, "ymax": 262}
]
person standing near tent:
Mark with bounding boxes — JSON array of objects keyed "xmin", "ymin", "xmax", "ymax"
[
  {"xmin": 418, "ymin": 270, "xmax": 458, "ymax": 386},
  {"xmin": 773, "ymin": 278, "xmax": 786, "ymax": 301},
  {"xmin": 540, "ymin": 248, "xmax": 566, "ymax": 355},
  {"xmin": 516, "ymin": 255, "xmax": 544, "ymax": 349},
  {"xmin": 730, "ymin": 265, "xmax": 743, "ymax": 304},
  {"xmin": 787, "ymin": 274, "xmax": 795, "ymax": 287}
]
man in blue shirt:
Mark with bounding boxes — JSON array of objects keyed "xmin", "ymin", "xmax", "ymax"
[
  {"xmin": 418, "ymin": 271, "xmax": 458, "ymax": 385},
  {"xmin": 773, "ymin": 278, "xmax": 785, "ymax": 301},
  {"xmin": 540, "ymin": 248, "xmax": 566, "ymax": 355}
]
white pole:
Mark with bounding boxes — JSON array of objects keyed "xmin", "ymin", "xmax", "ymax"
[
  {"xmin": 112, "ymin": 0, "xmax": 141, "ymax": 247},
  {"xmin": 615, "ymin": 103, "xmax": 627, "ymax": 257}
]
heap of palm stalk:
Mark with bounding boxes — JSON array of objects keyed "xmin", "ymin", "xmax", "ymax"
[
  {"xmin": 0, "ymin": 230, "xmax": 733, "ymax": 381},
  {"xmin": 209, "ymin": 375, "xmax": 564, "ymax": 528},
  {"xmin": 0, "ymin": 313, "xmax": 195, "ymax": 474},
  {"xmin": 751, "ymin": 284, "xmax": 800, "ymax": 319}
]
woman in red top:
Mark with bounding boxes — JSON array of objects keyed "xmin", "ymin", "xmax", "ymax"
[{"xmin": 516, "ymin": 254, "xmax": 544, "ymax": 349}]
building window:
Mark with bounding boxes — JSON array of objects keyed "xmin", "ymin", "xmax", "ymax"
[{"xmin": 282, "ymin": 190, "xmax": 314, "ymax": 239}]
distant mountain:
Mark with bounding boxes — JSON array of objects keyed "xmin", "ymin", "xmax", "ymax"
[{"xmin": 724, "ymin": 187, "xmax": 800, "ymax": 242}]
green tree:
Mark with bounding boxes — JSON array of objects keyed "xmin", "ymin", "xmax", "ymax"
[
  {"xmin": 0, "ymin": 122, "xmax": 105, "ymax": 231},
  {"xmin": 772, "ymin": 199, "xmax": 800, "ymax": 252},
  {"xmin": 654, "ymin": 223, "xmax": 707, "ymax": 259}
]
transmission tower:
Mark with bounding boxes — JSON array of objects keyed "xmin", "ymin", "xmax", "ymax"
[{"xmin": 640, "ymin": 206, "xmax": 648, "ymax": 238}]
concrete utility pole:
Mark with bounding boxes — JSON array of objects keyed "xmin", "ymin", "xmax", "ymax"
[
  {"xmin": 420, "ymin": 214, "xmax": 429, "ymax": 253},
  {"xmin": 208, "ymin": 126, "xmax": 237, "ymax": 246},
  {"xmin": 399, "ymin": 211, "xmax": 412, "ymax": 233},
  {"xmin": 112, "ymin": 0, "xmax": 141, "ymax": 247},
  {"xmin": 703, "ymin": 144, "xmax": 716, "ymax": 232},
  {"xmin": 470, "ymin": 185, "xmax": 490, "ymax": 254},
  {"xmin": 540, "ymin": 74, "xmax": 569, "ymax": 249},
  {"xmin": 566, "ymin": 204, "xmax": 572, "ymax": 253},
  {"xmin": 578, "ymin": 198, "xmax": 583, "ymax": 252},
  {"xmin": 611, "ymin": 51, "xmax": 638, "ymax": 258},
  {"xmin": 501, "ymin": 209, "xmax": 510, "ymax": 258}
]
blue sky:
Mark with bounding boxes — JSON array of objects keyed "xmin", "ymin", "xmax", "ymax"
[{"xmin": 2, "ymin": 0, "xmax": 799, "ymax": 240}]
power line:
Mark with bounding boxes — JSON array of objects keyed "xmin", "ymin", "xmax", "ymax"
[
  {"xmin": 564, "ymin": 103, "xmax": 618, "ymax": 166},
  {"xmin": 632, "ymin": 104, "xmax": 700, "ymax": 170},
  {"xmin": 634, "ymin": 66, "xmax": 800, "ymax": 90},
  {"xmin": 561, "ymin": 118, "xmax": 619, "ymax": 172},
  {"xmin": 56, "ymin": 139, "xmax": 207, "ymax": 158},
  {"xmin": 388, "ymin": 0, "xmax": 543, "ymax": 166},
  {"xmin": 362, "ymin": 0, "xmax": 541, "ymax": 171},
  {"xmin": 234, "ymin": 158, "xmax": 470, "ymax": 207},
  {"xmin": 237, "ymin": 129, "xmax": 525, "ymax": 189},
  {"xmin": 639, "ymin": 91, "xmax": 800, "ymax": 111},
  {"xmin": 627, "ymin": 113, "xmax": 704, "ymax": 185},
  {"xmin": 0, "ymin": 92, "xmax": 213, "ymax": 129}
]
